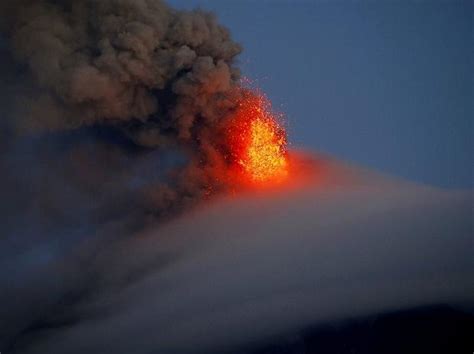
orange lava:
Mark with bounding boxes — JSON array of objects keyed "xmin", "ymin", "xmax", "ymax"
[{"xmin": 226, "ymin": 92, "xmax": 288, "ymax": 184}]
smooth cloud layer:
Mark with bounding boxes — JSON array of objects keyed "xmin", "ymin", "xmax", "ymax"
[{"xmin": 2, "ymin": 157, "xmax": 472, "ymax": 354}]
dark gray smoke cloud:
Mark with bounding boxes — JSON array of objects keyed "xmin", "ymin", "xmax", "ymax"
[
  {"xmin": 0, "ymin": 0, "xmax": 245, "ymax": 218},
  {"xmin": 0, "ymin": 1, "xmax": 245, "ymax": 350},
  {"xmin": 1, "ymin": 0, "xmax": 241, "ymax": 134}
]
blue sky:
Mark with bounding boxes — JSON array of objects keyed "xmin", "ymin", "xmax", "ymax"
[{"xmin": 169, "ymin": 0, "xmax": 472, "ymax": 188}]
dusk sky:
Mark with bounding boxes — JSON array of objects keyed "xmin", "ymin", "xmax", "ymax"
[{"xmin": 171, "ymin": 0, "xmax": 472, "ymax": 188}]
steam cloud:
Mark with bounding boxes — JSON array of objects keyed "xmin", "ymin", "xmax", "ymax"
[{"xmin": 0, "ymin": 1, "xmax": 472, "ymax": 354}]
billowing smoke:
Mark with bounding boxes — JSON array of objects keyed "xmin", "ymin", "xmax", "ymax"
[
  {"xmin": 0, "ymin": 0, "xmax": 246, "ymax": 350},
  {"xmin": 2, "ymin": 0, "xmax": 241, "ymax": 132},
  {"xmin": 1, "ymin": 0, "xmax": 245, "ymax": 217}
]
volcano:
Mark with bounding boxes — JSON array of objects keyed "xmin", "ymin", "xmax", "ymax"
[{"xmin": 3, "ymin": 154, "xmax": 471, "ymax": 354}]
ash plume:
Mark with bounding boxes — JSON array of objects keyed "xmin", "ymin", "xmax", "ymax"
[
  {"xmin": 1, "ymin": 0, "xmax": 244, "ymax": 216},
  {"xmin": 0, "ymin": 0, "xmax": 245, "ymax": 350}
]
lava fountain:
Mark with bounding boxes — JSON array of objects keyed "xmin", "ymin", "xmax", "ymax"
[{"xmin": 225, "ymin": 91, "xmax": 288, "ymax": 184}]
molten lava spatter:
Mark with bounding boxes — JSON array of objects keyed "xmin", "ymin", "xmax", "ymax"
[
  {"xmin": 227, "ymin": 92, "xmax": 288, "ymax": 183},
  {"xmin": 241, "ymin": 115, "xmax": 287, "ymax": 182}
]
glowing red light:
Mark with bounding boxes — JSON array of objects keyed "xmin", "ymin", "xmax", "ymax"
[{"xmin": 226, "ymin": 92, "xmax": 288, "ymax": 184}]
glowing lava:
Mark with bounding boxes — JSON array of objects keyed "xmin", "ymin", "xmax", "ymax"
[{"xmin": 227, "ymin": 92, "xmax": 288, "ymax": 184}]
